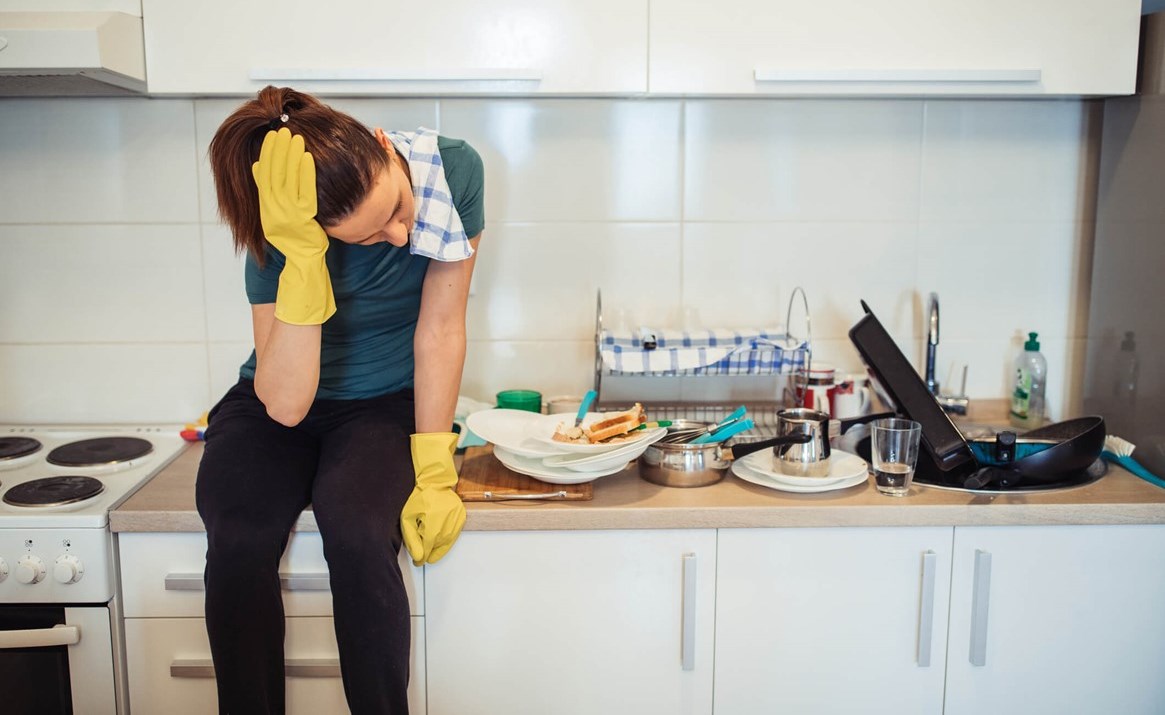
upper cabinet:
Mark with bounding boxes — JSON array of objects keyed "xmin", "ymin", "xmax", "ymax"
[
  {"xmin": 141, "ymin": 0, "xmax": 648, "ymax": 96},
  {"xmin": 648, "ymin": 0, "xmax": 1142, "ymax": 96}
]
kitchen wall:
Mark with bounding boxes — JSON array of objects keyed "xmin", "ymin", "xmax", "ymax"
[{"xmin": 0, "ymin": 96, "xmax": 1096, "ymax": 424}]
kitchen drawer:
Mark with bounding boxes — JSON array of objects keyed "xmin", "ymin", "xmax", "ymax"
[
  {"xmin": 117, "ymin": 532, "xmax": 422, "ymax": 618},
  {"xmin": 123, "ymin": 616, "xmax": 425, "ymax": 715}
]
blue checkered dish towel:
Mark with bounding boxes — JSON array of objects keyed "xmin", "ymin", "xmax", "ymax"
[
  {"xmin": 385, "ymin": 127, "xmax": 474, "ymax": 262},
  {"xmin": 600, "ymin": 328, "xmax": 808, "ymax": 375}
]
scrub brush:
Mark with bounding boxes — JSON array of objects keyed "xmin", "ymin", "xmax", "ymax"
[{"xmin": 1101, "ymin": 435, "xmax": 1165, "ymax": 489}]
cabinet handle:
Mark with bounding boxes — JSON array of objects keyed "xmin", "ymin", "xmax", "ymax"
[
  {"xmin": 0, "ymin": 624, "xmax": 80, "ymax": 649},
  {"xmin": 969, "ymin": 549, "xmax": 992, "ymax": 667},
  {"xmin": 917, "ymin": 550, "xmax": 937, "ymax": 667},
  {"xmin": 164, "ymin": 572, "xmax": 331, "ymax": 592},
  {"xmin": 681, "ymin": 552, "xmax": 696, "ymax": 671},
  {"xmin": 171, "ymin": 658, "xmax": 341, "ymax": 679},
  {"xmin": 754, "ymin": 68, "xmax": 1041, "ymax": 83},
  {"xmin": 249, "ymin": 68, "xmax": 543, "ymax": 82}
]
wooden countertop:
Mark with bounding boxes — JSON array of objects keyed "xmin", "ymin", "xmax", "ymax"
[{"xmin": 110, "ymin": 442, "xmax": 1165, "ymax": 533}]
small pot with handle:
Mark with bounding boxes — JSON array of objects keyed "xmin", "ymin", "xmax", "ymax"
[{"xmin": 640, "ymin": 421, "xmax": 811, "ymax": 488}]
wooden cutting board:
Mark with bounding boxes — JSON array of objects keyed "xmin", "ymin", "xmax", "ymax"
[{"xmin": 456, "ymin": 446, "xmax": 594, "ymax": 501}]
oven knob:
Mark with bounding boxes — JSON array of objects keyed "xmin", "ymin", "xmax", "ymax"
[
  {"xmin": 53, "ymin": 555, "xmax": 84, "ymax": 585},
  {"xmin": 15, "ymin": 555, "xmax": 46, "ymax": 585}
]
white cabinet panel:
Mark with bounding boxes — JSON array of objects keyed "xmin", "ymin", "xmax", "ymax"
[
  {"xmin": 715, "ymin": 527, "xmax": 952, "ymax": 715},
  {"xmin": 650, "ymin": 0, "xmax": 1140, "ymax": 95},
  {"xmin": 118, "ymin": 532, "xmax": 422, "ymax": 617},
  {"xmin": 425, "ymin": 529, "xmax": 715, "ymax": 715},
  {"xmin": 143, "ymin": 0, "xmax": 647, "ymax": 95},
  {"xmin": 123, "ymin": 616, "xmax": 425, "ymax": 715},
  {"xmin": 946, "ymin": 525, "xmax": 1165, "ymax": 715}
]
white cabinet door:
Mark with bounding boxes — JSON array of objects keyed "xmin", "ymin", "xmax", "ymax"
[
  {"xmin": 123, "ymin": 616, "xmax": 426, "ymax": 714},
  {"xmin": 715, "ymin": 527, "xmax": 952, "ymax": 715},
  {"xmin": 945, "ymin": 525, "xmax": 1165, "ymax": 715},
  {"xmin": 142, "ymin": 0, "xmax": 647, "ymax": 95},
  {"xmin": 649, "ymin": 0, "xmax": 1140, "ymax": 96},
  {"xmin": 425, "ymin": 530, "xmax": 715, "ymax": 715}
]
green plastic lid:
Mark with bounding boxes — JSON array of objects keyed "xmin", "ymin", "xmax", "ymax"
[{"xmin": 1024, "ymin": 332, "xmax": 1040, "ymax": 351}]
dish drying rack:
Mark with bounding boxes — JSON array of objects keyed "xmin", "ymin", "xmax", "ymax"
[{"xmin": 592, "ymin": 288, "xmax": 815, "ymax": 439}]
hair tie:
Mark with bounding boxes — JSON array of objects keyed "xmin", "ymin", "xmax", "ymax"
[{"xmin": 267, "ymin": 113, "xmax": 289, "ymax": 130}]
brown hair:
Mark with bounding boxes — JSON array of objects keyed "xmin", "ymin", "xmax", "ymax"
[{"xmin": 208, "ymin": 86, "xmax": 390, "ymax": 265}]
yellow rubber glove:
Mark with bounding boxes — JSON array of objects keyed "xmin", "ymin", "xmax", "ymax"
[
  {"xmin": 251, "ymin": 127, "xmax": 337, "ymax": 325},
  {"xmin": 401, "ymin": 433, "xmax": 467, "ymax": 566}
]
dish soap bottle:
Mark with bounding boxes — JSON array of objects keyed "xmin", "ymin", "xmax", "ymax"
[{"xmin": 1009, "ymin": 332, "xmax": 1047, "ymax": 429}]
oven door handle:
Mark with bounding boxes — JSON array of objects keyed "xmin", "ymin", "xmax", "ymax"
[{"xmin": 0, "ymin": 624, "xmax": 80, "ymax": 649}]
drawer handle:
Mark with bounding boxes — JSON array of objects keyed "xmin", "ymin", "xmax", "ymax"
[
  {"xmin": 249, "ymin": 67, "xmax": 543, "ymax": 82},
  {"xmin": 171, "ymin": 658, "xmax": 341, "ymax": 679},
  {"xmin": 164, "ymin": 572, "xmax": 331, "ymax": 591},
  {"xmin": 969, "ymin": 549, "xmax": 992, "ymax": 667},
  {"xmin": 0, "ymin": 624, "xmax": 80, "ymax": 649},
  {"xmin": 754, "ymin": 68, "xmax": 1041, "ymax": 83},
  {"xmin": 681, "ymin": 552, "xmax": 696, "ymax": 671},
  {"xmin": 917, "ymin": 550, "xmax": 937, "ymax": 667}
]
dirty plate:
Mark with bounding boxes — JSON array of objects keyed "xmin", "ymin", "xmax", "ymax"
[
  {"xmin": 465, "ymin": 409, "xmax": 563, "ymax": 459},
  {"xmin": 731, "ymin": 459, "xmax": 869, "ymax": 494},
  {"xmin": 736, "ymin": 448, "xmax": 868, "ymax": 487},
  {"xmin": 526, "ymin": 413, "xmax": 666, "ymax": 455},
  {"xmin": 493, "ymin": 446, "xmax": 631, "ymax": 485},
  {"xmin": 540, "ymin": 428, "xmax": 669, "ymax": 472}
]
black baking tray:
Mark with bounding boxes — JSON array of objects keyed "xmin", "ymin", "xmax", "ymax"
[{"xmin": 847, "ymin": 301, "xmax": 978, "ymax": 483}]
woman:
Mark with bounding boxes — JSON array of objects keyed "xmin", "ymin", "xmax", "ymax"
[{"xmin": 197, "ymin": 86, "xmax": 483, "ymax": 714}]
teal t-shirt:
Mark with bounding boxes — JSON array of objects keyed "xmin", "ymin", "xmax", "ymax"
[{"xmin": 239, "ymin": 136, "xmax": 484, "ymax": 400}]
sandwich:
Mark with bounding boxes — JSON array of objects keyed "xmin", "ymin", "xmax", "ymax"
[{"xmin": 553, "ymin": 403, "xmax": 647, "ymax": 444}]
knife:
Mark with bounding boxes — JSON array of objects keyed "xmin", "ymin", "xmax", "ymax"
[{"xmin": 574, "ymin": 390, "xmax": 598, "ymax": 428}]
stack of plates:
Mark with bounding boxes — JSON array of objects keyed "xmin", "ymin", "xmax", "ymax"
[
  {"xmin": 731, "ymin": 449, "xmax": 870, "ymax": 493},
  {"xmin": 464, "ymin": 409, "xmax": 668, "ymax": 485}
]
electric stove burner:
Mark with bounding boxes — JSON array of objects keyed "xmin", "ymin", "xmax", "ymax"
[
  {"xmin": 3, "ymin": 476, "xmax": 105, "ymax": 507},
  {"xmin": 46, "ymin": 437, "xmax": 153, "ymax": 468},
  {"xmin": 0, "ymin": 437, "xmax": 42, "ymax": 461}
]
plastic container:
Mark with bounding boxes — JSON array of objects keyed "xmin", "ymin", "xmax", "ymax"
[
  {"xmin": 495, "ymin": 389, "xmax": 543, "ymax": 413},
  {"xmin": 1009, "ymin": 332, "xmax": 1047, "ymax": 429}
]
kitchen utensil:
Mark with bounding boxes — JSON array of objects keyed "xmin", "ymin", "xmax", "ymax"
[
  {"xmin": 541, "ymin": 428, "xmax": 669, "ymax": 472},
  {"xmin": 775, "ymin": 408, "xmax": 832, "ymax": 478},
  {"xmin": 527, "ymin": 413, "xmax": 666, "ymax": 454},
  {"xmin": 465, "ymin": 409, "xmax": 562, "ymax": 458},
  {"xmin": 870, "ymin": 418, "xmax": 922, "ymax": 496},
  {"xmin": 695, "ymin": 418, "xmax": 755, "ymax": 445},
  {"xmin": 574, "ymin": 390, "xmax": 597, "ymax": 428},
  {"xmin": 688, "ymin": 406, "xmax": 749, "ymax": 444},
  {"xmin": 832, "ymin": 375, "xmax": 872, "ymax": 418},
  {"xmin": 493, "ymin": 446, "xmax": 631, "ymax": 485},
  {"xmin": 731, "ymin": 456, "xmax": 869, "ymax": 494},
  {"xmin": 495, "ymin": 389, "xmax": 543, "ymax": 413},
  {"xmin": 456, "ymin": 447, "xmax": 594, "ymax": 501},
  {"xmin": 736, "ymin": 449, "xmax": 867, "ymax": 486},
  {"xmin": 640, "ymin": 431, "xmax": 811, "ymax": 488},
  {"xmin": 1101, "ymin": 435, "xmax": 1165, "ymax": 488}
]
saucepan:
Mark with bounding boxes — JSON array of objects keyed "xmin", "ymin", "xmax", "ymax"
[{"xmin": 640, "ymin": 421, "xmax": 811, "ymax": 488}]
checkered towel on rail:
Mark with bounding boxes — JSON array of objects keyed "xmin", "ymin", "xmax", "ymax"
[
  {"xmin": 599, "ymin": 328, "xmax": 808, "ymax": 375},
  {"xmin": 385, "ymin": 127, "xmax": 474, "ymax": 262}
]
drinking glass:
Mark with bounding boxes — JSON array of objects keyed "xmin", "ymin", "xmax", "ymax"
[{"xmin": 870, "ymin": 418, "xmax": 922, "ymax": 496}]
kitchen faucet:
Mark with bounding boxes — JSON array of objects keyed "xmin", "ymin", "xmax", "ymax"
[{"xmin": 924, "ymin": 292, "xmax": 970, "ymax": 415}]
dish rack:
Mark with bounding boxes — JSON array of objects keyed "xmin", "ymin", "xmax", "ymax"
[{"xmin": 592, "ymin": 288, "xmax": 815, "ymax": 438}]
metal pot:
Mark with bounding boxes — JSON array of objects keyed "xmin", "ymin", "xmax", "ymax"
[
  {"xmin": 640, "ymin": 422, "xmax": 811, "ymax": 488},
  {"xmin": 775, "ymin": 408, "xmax": 832, "ymax": 477}
]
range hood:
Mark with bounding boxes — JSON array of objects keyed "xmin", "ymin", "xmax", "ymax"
[{"xmin": 0, "ymin": 12, "xmax": 146, "ymax": 96}]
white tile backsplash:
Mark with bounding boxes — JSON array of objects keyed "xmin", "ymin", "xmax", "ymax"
[
  {"xmin": 0, "ymin": 95, "xmax": 1094, "ymax": 422},
  {"xmin": 0, "ymin": 98, "xmax": 200, "ymax": 225}
]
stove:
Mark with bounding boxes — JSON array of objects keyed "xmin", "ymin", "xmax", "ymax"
[{"xmin": 0, "ymin": 425, "xmax": 187, "ymax": 603}]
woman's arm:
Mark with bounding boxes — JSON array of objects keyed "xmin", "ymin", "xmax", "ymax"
[
  {"xmin": 413, "ymin": 235, "xmax": 481, "ymax": 433},
  {"xmin": 251, "ymin": 303, "xmax": 322, "ymax": 427}
]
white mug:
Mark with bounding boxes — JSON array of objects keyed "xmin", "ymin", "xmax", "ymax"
[{"xmin": 832, "ymin": 376, "xmax": 872, "ymax": 419}]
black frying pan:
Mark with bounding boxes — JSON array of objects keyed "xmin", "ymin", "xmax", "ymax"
[{"xmin": 961, "ymin": 416, "xmax": 1106, "ymax": 489}]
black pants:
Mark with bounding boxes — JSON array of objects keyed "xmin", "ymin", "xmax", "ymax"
[{"xmin": 195, "ymin": 379, "xmax": 417, "ymax": 715}]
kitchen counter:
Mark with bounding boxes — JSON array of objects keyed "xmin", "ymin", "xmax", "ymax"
[{"xmin": 110, "ymin": 442, "xmax": 1165, "ymax": 533}]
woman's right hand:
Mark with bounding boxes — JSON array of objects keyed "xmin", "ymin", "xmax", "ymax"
[{"xmin": 252, "ymin": 127, "xmax": 336, "ymax": 325}]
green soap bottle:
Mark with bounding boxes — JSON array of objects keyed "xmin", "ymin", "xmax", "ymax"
[{"xmin": 1009, "ymin": 332, "xmax": 1047, "ymax": 429}]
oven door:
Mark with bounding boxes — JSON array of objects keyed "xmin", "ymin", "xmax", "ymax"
[{"xmin": 0, "ymin": 605, "xmax": 117, "ymax": 715}]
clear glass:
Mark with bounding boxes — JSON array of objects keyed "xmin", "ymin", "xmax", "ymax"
[{"xmin": 870, "ymin": 418, "xmax": 922, "ymax": 497}]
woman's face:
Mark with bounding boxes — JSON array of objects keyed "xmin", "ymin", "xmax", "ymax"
[{"xmin": 325, "ymin": 148, "xmax": 414, "ymax": 247}]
